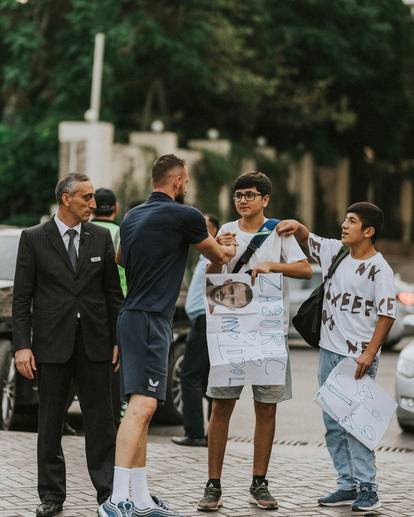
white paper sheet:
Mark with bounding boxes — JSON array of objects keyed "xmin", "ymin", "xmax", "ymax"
[
  {"xmin": 314, "ymin": 357, "xmax": 397, "ymax": 450},
  {"xmin": 205, "ymin": 273, "xmax": 287, "ymax": 388}
]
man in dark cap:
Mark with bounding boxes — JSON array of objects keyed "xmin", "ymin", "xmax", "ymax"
[{"xmin": 92, "ymin": 188, "xmax": 127, "ymax": 296}]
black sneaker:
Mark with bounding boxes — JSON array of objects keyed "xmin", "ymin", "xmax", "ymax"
[
  {"xmin": 249, "ymin": 479, "xmax": 278, "ymax": 510},
  {"xmin": 318, "ymin": 488, "xmax": 358, "ymax": 506},
  {"xmin": 197, "ymin": 483, "xmax": 222, "ymax": 512},
  {"xmin": 352, "ymin": 487, "xmax": 381, "ymax": 514},
  {"xmin": 171, "ymin": 436, "xmax": 207, "ymax": 447}
]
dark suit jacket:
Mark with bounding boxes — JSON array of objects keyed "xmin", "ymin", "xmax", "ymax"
[{"xmin": 12, "ymin": 219, "xmax": 123, "ymax": 363}]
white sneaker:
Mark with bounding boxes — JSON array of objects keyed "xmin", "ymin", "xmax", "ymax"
[{"xmin": 99, "ymin": 498, "xmax": 135, "ymax": 517}]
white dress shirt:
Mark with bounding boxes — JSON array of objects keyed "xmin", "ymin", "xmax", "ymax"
[
  {"xmin": 54, "ymin": 214, "xmax": 81, "ymax": 255},
  {"xmin": 54, "ymin": 214, "xmax": 82, "ymax": 318}
]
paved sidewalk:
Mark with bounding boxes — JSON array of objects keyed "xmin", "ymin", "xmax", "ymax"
[{"xmin": 0, "ymin": 431, "xmax": 413, "ymax": 517}]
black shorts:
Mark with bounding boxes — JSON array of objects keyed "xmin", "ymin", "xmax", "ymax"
[{"xmin": 118, "ymin": 310, "xmax": 173, "ymax": 401}]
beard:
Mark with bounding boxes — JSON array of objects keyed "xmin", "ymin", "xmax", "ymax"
[{"xmin": 175, "ymin": 190, "xmax": 185, "ymax": 204}]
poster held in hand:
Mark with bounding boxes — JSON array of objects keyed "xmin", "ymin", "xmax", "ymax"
[
  {"xmin": 314, "ymin": 357, "xmax": 397, "ymax": 450},
  {"xmin": 205, "ymin": 273, "xmax": 287, "ymax": 388}
]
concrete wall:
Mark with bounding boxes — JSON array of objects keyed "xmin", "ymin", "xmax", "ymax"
[
  {"xmin": 288, "ymin": 153, "xmax": 315, "ymax": 229},
  {"xmin": 129, "ymin": 132, "xmax": 177, "ymax": 157},
  {"xmin": 58, "ymin": 122, "xmax": 114, "ymax": 188},
  {"xmin": 317, "ymin": 158, "xmax": 350, "ymax": 226},
  {"xmin": 111, "ymin": 144, "xmax": 155, "ymax": 210},
  {"xmin": 188, "ymin": 139, "xmax": 231, "ymax": 156}
]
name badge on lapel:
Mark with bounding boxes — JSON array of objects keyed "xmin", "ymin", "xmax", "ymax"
[{"xmin": 90, "ymin": 256, "xmax": 102, "ymax": 263}]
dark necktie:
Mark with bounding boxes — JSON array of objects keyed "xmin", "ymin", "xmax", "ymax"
[{"xmin": 66, "ymin": 229, "xmax": 78, "ymax": 272}]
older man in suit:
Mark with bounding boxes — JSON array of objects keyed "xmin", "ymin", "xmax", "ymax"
[{"xmin": 12, "ymin": 173, "xmax": 123, "ymax": 517}]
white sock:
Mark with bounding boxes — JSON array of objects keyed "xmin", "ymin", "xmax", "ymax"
[
  {"xmin": 130, "ymin": 467, "xmax": 156, "ymax": 510},
  {"xmin": 111, "ymin": 466, "xmax": 130, "ymax": 504}
]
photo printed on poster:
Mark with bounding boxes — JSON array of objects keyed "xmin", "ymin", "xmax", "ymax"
[{"xmin": 205, "ymin": 273, "xmax": 287, "ymax": 388}]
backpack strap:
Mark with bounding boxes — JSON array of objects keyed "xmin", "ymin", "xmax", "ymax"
[
  {"xmin": 325, "ymin": 246, "xmax": 349, "ymax": 281},
  {"xmin": 232, "ymin": 218, "xmax": 280, "ymax": 273}
]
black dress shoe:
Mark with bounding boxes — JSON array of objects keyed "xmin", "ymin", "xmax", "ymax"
[
  {"xmin": 36, "ymin": 502, "xmax": 63, "ymax": 516},
  {"xmin": 171, "ymin": 436, "xmax": 207, "ymax": 447}
]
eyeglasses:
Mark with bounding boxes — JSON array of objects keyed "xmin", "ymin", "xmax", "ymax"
[{"xmin": 233, "ymin": 191, "xmax": 264, "ymax": 202}]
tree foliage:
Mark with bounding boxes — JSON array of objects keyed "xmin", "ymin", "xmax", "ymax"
[{"xmin": 1, "ymin": 0, "xmax": 414, "ymax": 220}]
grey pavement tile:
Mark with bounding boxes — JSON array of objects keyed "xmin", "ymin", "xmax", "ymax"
[{"xmin": 1, "ymin": 431, "xmax": 414, "ymax": 516}]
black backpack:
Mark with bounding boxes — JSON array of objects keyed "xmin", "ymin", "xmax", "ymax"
[{"xmin": 292, "ymin": 246, "xmax": 349, "ymax": 348}]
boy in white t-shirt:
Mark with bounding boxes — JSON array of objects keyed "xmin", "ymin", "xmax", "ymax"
[
  {"xmin": 197, "ymin": 172, "xmax": 312, "ymax": 512},
  {"xmin": 278, "ymin": 202, "xmax": 396, "ymax": 515}
]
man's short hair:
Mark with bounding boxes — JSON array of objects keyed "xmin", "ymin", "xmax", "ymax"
[
  {"xmin": 55, "ymin": 173, "xmax": 90, "ymax": 205},
  {"xmin": 94, "ymin": 188, "xmax": 117, "ymax": 216},
  {"xmin": 232, "ymin": 171, "xmax": 272, "ymax": 196},
  {"xmin": 205, "ymin": 213, "xmax": 220, "ymax": 232},
  {"xmin": 152, "ymin": 154, "xmax": 186, "ymax": 186},
  {"xmin": 346, "ymin": 202, "xmax": 384, "ymax": 243}
]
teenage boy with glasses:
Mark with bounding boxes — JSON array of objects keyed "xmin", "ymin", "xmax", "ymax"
[
  {"xmin": 233, "ymin": 191, "xmax": 264, "ymax": 202},
  {"xmin": 197, "ymin": 171, "xmax": 312, "ymax": 512}
]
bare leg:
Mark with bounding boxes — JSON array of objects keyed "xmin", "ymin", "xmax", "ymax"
[
  {"xmin": 115, "ymin": 394, "xmax": 157, "ymax": 467},
  {"xmin": 253, "ymin": 401, "xmax": 277, "ymax": 476},
  {"xmin": 207, "ymin": 399, "xmax": 237, "ymax": 479}
]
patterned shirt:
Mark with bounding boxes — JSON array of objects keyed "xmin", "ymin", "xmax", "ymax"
[{"xmin": 308, "ymin": 233, "xmax": 396, "ymax": 357}]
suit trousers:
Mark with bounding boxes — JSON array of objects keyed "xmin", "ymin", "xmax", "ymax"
[
  {"xmin": 180, "ymin": 314, "xmax": 211, "ymax": 439},
  {"xmin": 37, "ymin": 321, "xmax": 116, "ymax": 505}
]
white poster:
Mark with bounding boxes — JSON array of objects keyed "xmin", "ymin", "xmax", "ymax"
[
  {"xmin": 314, "ymin": 357, "xmax": 397, "ymax": 450},
  {"xmin": 205, "ymin": 273, "xmax": 287, "ymax": 388}
]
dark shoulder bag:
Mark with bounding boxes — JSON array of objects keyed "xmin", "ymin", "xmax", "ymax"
[
  {"xmin": 292, "ymin": 246, "xmax": 349, "ymax": 348},
  {"xmin": 232, "ymin": 219, "xmax": 280, "ymax": 273}
]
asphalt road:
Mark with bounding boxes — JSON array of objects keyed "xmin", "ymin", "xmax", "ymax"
[
  {"xmin": 12, "ymin": 341, "xmax": 414, "ymax": 451},
  {"xmin": 151, "ymin": 342, "xmax": 414, "ymax": 450}
]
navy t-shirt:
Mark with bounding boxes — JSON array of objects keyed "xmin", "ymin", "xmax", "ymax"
[{"xmin": 120, "ymin": 192, "xmax": 208, "ymax": 320}]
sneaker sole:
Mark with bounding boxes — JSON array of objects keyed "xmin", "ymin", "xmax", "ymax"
[
  {"xmin": 197, "ymin": 498, "xmax": 223, "ymax": 512},
  {"xmin": 318, "ymin": 500, "xmax": 355, "ymax": 507},
  {"xmin": 249, "ymin": 496, "xmax": 278, "ymax": 510},
  {"xmin": 352, "ymin": 502, "xmax": 382, "ymax": 514}
]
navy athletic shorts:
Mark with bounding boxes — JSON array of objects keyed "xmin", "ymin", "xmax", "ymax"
[{"xmin": 117, "ymin": 310, "xmax": 173, "ymax": 401}]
